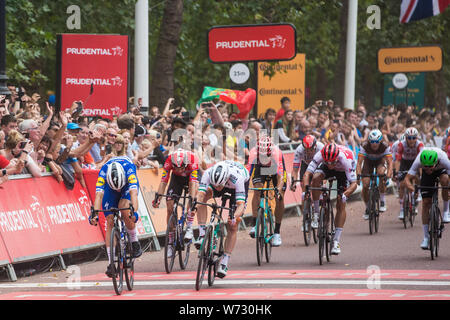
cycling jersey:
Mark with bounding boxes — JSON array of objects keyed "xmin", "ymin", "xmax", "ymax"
[
  {"xmin": 359, "ymin": 141, "xmax": 392, "ymax": 161},
  {"xmin": 161, "ymin": 151, "xmax": 199, "ymax": 184},
  {"xmin": 96, "ymin": 156, "xmax": 139, "ymax": 214},
  {"xmin": 407, "ymin": 147, "xmax": 450, "ymax": 176},
  {"xmin": 307, "ymin": 145, "xmax": 357, "ymax": 183},
  {"xmin": 293, "ymin": 142, "xmax": 325, "ymax": 168},
  {"xmin": 199, "ymin": 160, "xmax": 249, "ymax": 203},
  {"xmin": 396, "ymin": 140, "xmax": 424, "ymax": 161},
  {"xmin": 246, "ymin": 145, "xmax": 285, "ymax": 177}
]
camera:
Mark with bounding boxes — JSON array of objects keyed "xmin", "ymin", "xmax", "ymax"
[
  {"xmin": 19, "ymin": 140, "xmax": 28, "ymax": 149},
  {"xmin": 76, "ymin": 101, "xmax": 83, "ymax": 113},
  {"xmin": 321, "ymin": 100, "xmax": 328, "ymax": 107}
]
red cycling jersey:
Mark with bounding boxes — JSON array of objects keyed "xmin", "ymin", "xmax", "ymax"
[{"xmin": 161, "ymin": 151, "xmax": 199, "ymax": 183}]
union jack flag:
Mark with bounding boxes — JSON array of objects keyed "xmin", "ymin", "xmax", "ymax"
[{"xmin": 400, "ymin": 0, "xmax": 450, "ymax": 23}]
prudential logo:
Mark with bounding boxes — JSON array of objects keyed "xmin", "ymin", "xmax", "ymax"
[
  {"xmin": 66, "ymin": 46, "xmax": 124, "ymax": 56},
  {"xmin": 65, "ymin": 76, "xmax": 123, "ymax": 87}
]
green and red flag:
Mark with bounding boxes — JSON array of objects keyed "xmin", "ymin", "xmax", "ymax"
[{"xmin": 197, "ymin": 86, "xmax": 256, "ymax": 119}]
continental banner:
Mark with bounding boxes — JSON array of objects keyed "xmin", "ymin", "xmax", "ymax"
[
  {"xmin": 257, "ymin": 53, "xmax": 305, "ymax": 117},
  {"xmin": 0, "ymin": 176, "xmax": 104, "ymax": 263}
]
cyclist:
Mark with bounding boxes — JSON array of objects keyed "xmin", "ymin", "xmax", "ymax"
[
  {"xmin": 89, "ymin": 156, "xmax": 142, "ymax": 278},
  {"xmin": 152, "ymin": 148, "xmax": 199, "ymax": 257},
  {"xmin": 192, "ymin": 160, "xmax": 250, "ymax": 278},
  {"xmin": 355, "ymin": 129, "xmax": 393, "ymax": 220},
  {"xmin": 391, "ymin": 133, "xmax": 405, "ymax": 196},
  {"xmin": 247, "ymin": 135, "xmax": 286, "ymax": 246},
  {"xmin": 291, "ymin": 135, "xmax": 325, "ymax": 195},
  {"xmin": 404, "ymin": 148, "xmax": 450, "ymax": 250},
  {"xmin": 395, "ymin": 127, "xmax": 424, "ymax": 220},
  {"xmin": 303, "ymin": 143, "xmax": 358, "ymax": 255}
]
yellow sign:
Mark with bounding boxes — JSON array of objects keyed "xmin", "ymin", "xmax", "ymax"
[
  {"xmin": 257, "ymin": 53, "xmax": 305, "ymax": 117},
  {"xmin": 378, "ymin": 46, "xmax": 442, "ymax": 73}
]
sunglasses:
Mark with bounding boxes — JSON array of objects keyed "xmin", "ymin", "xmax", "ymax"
[
  {"xmin": 423, "ymin": 165, "xmax": 436, "ymax": 169},
  {"xmin": 369, "ymin": 140, "xmax": 380, "ymax": 144},
  {"xmin": 108, "ymin": 133, "xmax": 117, "ymax": 138},
  {"xmin": 325, "ymin": 159, "xmax": 339, "ymax": 165},
  {"xmin": 407, "ymin": 136, "xmax": 417, "ymax": 140}
]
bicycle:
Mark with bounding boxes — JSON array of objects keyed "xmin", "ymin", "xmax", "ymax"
[
  {"xmin": 306, "ymin": 178, "xmax": 342, "ymax": 266},
  {"xmin": 415, "ymin": 183, "xmax": 448, "ymax": 260},
  {"xmin": 91, "ymin": 205, "xmax": 135, "ymax": 296},
  {"xmin": 249, "ymin": 180, "xmax": 278, "ymax": 266},
  {"xmin": 191, "ymin": 192, "xmax": 236, "ymax": 291},
  {"xmin": 155, "ymin": 188, "xmax": 192, "ymax": 274},
  {"xmin": 359, "ymin": 172, "xmax": 386, "ymax": 235},
  {"xmin": 398, "ymin": 170, "xmax": 417, "ymax": 229},
  {"xmin": 292, "ymin": 179, "xmax": 317, "ymax": 246}
]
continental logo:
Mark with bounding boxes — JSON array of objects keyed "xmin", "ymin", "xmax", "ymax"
[
  {"xmin": 96, "ymin": 177, "xmax": 105, "ymax": 187},
  {"xmin": 128, "ymin": 174, "xmax": 137, "ymax": 184},
  {"xmin": 378, "ymin": 46, "xmax": 442, "ymax": 73}
]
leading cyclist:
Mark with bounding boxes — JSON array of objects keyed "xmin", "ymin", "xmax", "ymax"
[{"xmin": 89, "ymin": 156, "xmax": 142, "ymax": 278}]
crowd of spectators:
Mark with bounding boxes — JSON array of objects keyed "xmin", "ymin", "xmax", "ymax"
[{"xmin": 1, "ymin": 84, "xmax": 449, "ymax": 188}]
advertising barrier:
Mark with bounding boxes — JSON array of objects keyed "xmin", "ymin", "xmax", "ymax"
[{"xmin": 0, "ymin": 176, "xmax": 104, "ymax": 263}]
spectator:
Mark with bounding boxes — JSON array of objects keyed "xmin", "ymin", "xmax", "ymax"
[
  {"xmin": 274, "ymin": 109, "xmax": 295, "ymax": 144},
  {"xmin": 1, "ymin": 114, "xmax": 18, "ymax": 138},
  {"xmin": 260, "ymin": 108, "xmax": 276, "ymax": 135},
  {"xmin": 274, "ymin": 96, "xmax": 291, "ymax": 123},
  {"xmin": 1, "ymin": 130, "xmax": 41, "ymax": 177}
]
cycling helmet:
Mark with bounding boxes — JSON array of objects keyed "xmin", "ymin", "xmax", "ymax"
[
  {"xmin": 405, "ymin": 127, "xmax": 419, "ymax": 138},
  {"xmin": 171, "ymin": 148, "xmax": 189, "ymax": 168},
  {"xmin": 321, "ymin": 143, "xmax": 339, "ymax": 163},
  {"xmin": 302, "ymin": 135, "xmax": 317, "ymax": 149},
  {"xmin": 257, "ymin": 135, "xmax": 273, "ymax": 156},
  {"xmin": 368, "ymin": 129, "xmax": 383, "ymax": 143},
  {"xmin": 420, "ymin": 149, "xmax": 438, "ymax": 167},
  {"xmin": 210, "ymin": 162, "xmax": 230, "ymax": 187},
  {"xmin": 106, "ymin": 161, "xmax": 126, "ymax": 191}
]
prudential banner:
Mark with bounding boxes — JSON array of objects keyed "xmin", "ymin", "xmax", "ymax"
[{"xmin": 57, "ymin": 34, "xmax": 129, "ymax": 119}]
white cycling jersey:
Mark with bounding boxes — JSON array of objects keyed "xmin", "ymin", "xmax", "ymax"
[
  {"xmin": 408, "ymin": 147, "xmax": 450, "ymax": 176},
  {"xmin": 293, "ymin": 141, "xmax": 325, "ymax": 168},
  {"xmin": 391, "ymin": 140, "xmax": 401, "ymax": 161},
  {"xmin": 306, "ymin": 145, "xmax": 357, "ymax": 183},
  {"xmin": 199, "ymin": 160, "xmax": 249, "ymax": 202},
  {"xmin": 396, "ymin": 139, "xmax": 424, "ymax": 161}
]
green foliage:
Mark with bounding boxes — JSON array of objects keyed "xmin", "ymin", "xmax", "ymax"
[{"xmin": 4, "ymin": 0, "xmax": 449, "ymax": 110}]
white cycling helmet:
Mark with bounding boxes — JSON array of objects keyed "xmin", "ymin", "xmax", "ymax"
[
  {"xmin": 405, "ymin": 127, "xmax": 419, "ymax": 138},
  {"xmin": 209, "ymin": 162, "xmax": 230, "ymax": 187},
  {"xmin": 368, "ymin": 129, "xmax": 383, "ymax": 143},
  {"xmin": 106, "ymin": 161, "xmax": 126, "ymax": 191}
]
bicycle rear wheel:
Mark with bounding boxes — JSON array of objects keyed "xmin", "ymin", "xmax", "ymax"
[
  {"xmin": 164, "ymin": 214, "xmax": 177, "ymax": 273},
  {"xmin": 208, "ymin": 223, "xmax": 224, "ymax": 287},
  {"xmin": 110, "ymin": 227, "xmax": 124, "ymax": 295},
  {"xmin": 265, "ymin": 210, "xmax": 274, "ymax": 263},
  {"xmin": 256, "ymin": 208, "xmax": 265, "ymax": 266},
  {"xmin": 195, "ymin": 225, "xmax": 212, "ymax": 291},
  {"xmin": 124, "ymin": 232, "xmax": 134, "ymax": 291},
  {"xmin": 302, "ymin": 199, "xmax": 312, "ymax": 246},
  {"xmin": 318, "ymin": 206, "xmax": 326, "ymax": 265}
]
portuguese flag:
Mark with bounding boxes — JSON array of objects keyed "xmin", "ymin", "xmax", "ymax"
[{"xmin": 197, "ymin": 86, "xmax": 256, "ymax": 119}]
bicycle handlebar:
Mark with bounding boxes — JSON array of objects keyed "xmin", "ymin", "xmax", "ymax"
[
  {"xmin": 91, "ymin": 205, "xmax": 134, "ymax": 214},
  {"xmin": 358, "ymin": 174, "xmax": 387, "ymax": 179}
]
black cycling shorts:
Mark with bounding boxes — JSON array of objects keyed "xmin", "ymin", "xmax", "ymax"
[
  {"xmin": 316, "ymin": 163, "xmax": 349, "ymax": 190},
  {"xmin": 419, "ymin": 169, "xmax": 447, "ymax": 199},
  {"xmin": 167, "ymin": 175, "xmax": 189, "ymax": 200}
]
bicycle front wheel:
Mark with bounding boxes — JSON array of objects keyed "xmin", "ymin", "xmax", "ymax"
[
  {"xmin": 110, "ymin": 227, "xmax": 124, "ymax": 295},
  {"xmin": 318, "ymin": 206, "xmax": 327, "ymax": 265},
  {"xmin": 374, "ymin": 191, "xmax": 380, "ymax": 233},
  {"xmin": 195, "ymin": 225, "xmax": 212, "ymax": 291},
  {"xmin": 256, "ymin": 208, "xmax": 265, "ymax": 266},
  {"xmin": 178, "ymin": 215, "xmax": 191, "ymax": 270},
  {"xmin": 368, "ymin": 191, "xmax": 375, "ymax": 235},
  {"xmin": 302, "ymin": 199, "xmax": 312, "ymax": 246},
  {"xmin": 402, "ymin": 193, "xmax": 410, "ymax": 229},
  {"xmin": 430, "ymin": 205, "xmax": 440, "ymax": 260},
  {"xmin": 124, "ymin": 232, "xmax": 134, "ymax": 291},
  {"xmin": 164, "ymin": 214, "xmax": 177, "ymax": 273},
  {"xmin": 265, "ymin": 210, "xmax": 274, "ymax": 263}
]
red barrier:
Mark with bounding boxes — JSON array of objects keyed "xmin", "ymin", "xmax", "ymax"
[
  {"xmin": 0, "ymin": 176, "xmax": 104, "ymax": 263},
  {"xmin": 82, "ymin": 169, "xmax": 107, "ymax": 238}
]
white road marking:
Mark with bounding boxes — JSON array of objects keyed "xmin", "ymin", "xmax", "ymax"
[{"xmin": 2, "ymin": 279, "xmax": 450, "ymax": 289}]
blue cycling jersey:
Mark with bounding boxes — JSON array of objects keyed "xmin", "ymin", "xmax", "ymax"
[{"xmin": 95, "ymin": 156, "xmax": 139, "ymax": 213}]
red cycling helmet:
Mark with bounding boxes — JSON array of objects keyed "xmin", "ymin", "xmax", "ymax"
[
  {"xmin": 257, "ymin": 135, "xmax": 273, "ymax": 156},
  {"xmin": 302, "ymin": 135, "xmax": 317, "ymax": 149},
  {"xmin": 171, "ymin": 148, "xmax": 189, "ymax": 168},
  {"xmin": 321, "ymin": 143, "xmax": 339, "ymax": 163}
]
